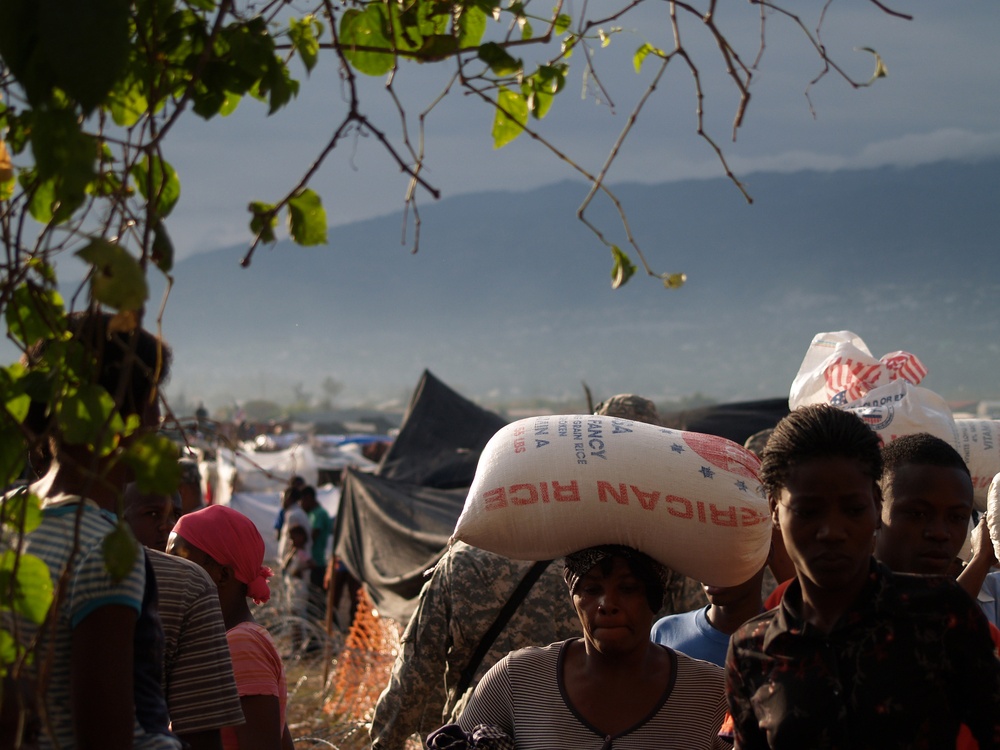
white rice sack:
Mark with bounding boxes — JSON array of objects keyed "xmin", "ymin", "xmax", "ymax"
[
  {"xmin": 453, "ymin": 415, "xmax": 771, "ymax": 587},
  {"xmin": 953, "ymin": 420, "xmax": 1000, "ymax": 512},
  {"xmin": 988, "ymin": 473, "xmax": 1000, "ymax": 562},
  {"xmin": 841, "ymin": 381, "xmax": 959, "ymax": 452}
]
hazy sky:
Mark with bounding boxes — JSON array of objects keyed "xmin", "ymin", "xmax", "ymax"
[{"xmin": 162, "ymin": 2, "xmax": 1000, "ymax": 259}]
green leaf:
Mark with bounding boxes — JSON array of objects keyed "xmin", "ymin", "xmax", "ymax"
[
  {"xmin": 101, "ymin": 522, "xmax": 138, "ymax": 584},
  {"xmin": 29, "ymin": 109, "xmax": 96, "ymax": 213},
  {"xmin": 520, "ymin": 19, "xmax": 533, "ymax": 41},
  {"xmin": 132, "ymin": 155, "xmax": 181, "ymax": 218},
  {"xmin": 122, "ymin": 433, "xmax": 180, "ymax": 494},
  {"xmin": 249, "ymin": 201, "xmax": 278, "ymax": 244},
  {"xmin": 76, "ymin": 239, "xmax": 148, "ymax": 312},
  {"xmin": 610, "ymin": 245, "xmax": 636, "ymax": 289},
  {"xmin": 553, "ymin": 13, "xmax": 571, "ymax": 35},
  {"xmin": 0, "ymin": 0, "xmax": 56, "ymax": 107},
  {"xmin": 5, "ymin": 284, "xmax": 65, "ymax": 347},
  {"xmin": 108, "ymin": 77, "xmax": 149, "ymax": 128},
  {"xmin": 340, "ymin": 7, "xmax": 394, "ymax": 77},
  {"xmin": 492, "ymin": 87, "xmax": 528, "ymax": 149},
  {"xmin": 258, "ymin": 60, "xmax": 299, "ymax": 115},
  {"xmin": 218, "ymin": 91, "xmax": 242, "ymax": 117},
  {"xmin": 524, "ymin": 64, "xmax": 566, "ymax": 119},
  {"xmin": 0, "ymin": 423, "xmax": 26, "ymax": 488},
  {"xmin": 24, "ymin": 175, "xmax": 56, "ymax": 223},
  {"xmin": 660, "ymin": 272, "xmax": 687, "ymax": 290},
  {"xmin": 478, "ymin": 42, "xmax": 522, "ymax": 77},
  {"xmin": 456, "ymin": 6, "xmax": 487, "ymax": 48},
  {"xmin": 289, "ymin": 16, "xmax": 321, "ymax": 73},
  {"xmin": 633, "ymin": 42, "xmax": 664, "ymax": 73},
  {"xmin": 0, "ymin": 550, "xmax": 53, "ymax": 625},
  {"xmin": 56, "ymin": 384, "xmax": 124, "ymax": 455},
  {"xmin": 0, "ymin": 628, "xmax": 17, "ymax": 671},
  {"xmin": 286, "ymin": 189, "xmax": 327, "ymax": 246},
  {"xmin": 37, "ymin": 0, "xmax": 130, "ymax": 111},
  {"xmin": 0, "ymin": 488, "xmax": 43, "ymax": 535},
  {"xmin": 152, "ymin": 221, "xmax": 174, "ymax": 273}
]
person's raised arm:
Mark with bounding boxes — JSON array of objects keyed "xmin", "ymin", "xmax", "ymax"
[{"xmin": 957, "ymin": 515, "xmax": 998, "ymax": 601}]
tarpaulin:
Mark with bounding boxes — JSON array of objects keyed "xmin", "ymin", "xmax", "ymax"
[
  {"xmin": 376, "ymin": 370, "xmax": 507, "ymax": 489},
  {"xmin": 333, "ymin": 468, "xmax": 467, "ymax": 623}
]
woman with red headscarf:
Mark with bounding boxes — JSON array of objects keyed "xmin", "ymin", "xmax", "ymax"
[{"xmin": 169, "ymin": 505, "xmax": 294, "ymax": 750}]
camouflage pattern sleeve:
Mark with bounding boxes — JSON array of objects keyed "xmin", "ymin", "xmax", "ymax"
[
  {"xmin": 369, "ymin": 558, "xmax": 453, "ymax": 750},
  {"xmin": 439, "ymin": 549, "xmax": 581, "ymax": 724}
]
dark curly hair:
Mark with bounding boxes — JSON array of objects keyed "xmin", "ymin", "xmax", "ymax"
[
  {"xmin": 760, "ymin": 404, "xmax": 882, "ymax": 501},
  {"xmin": 880, "ymin": 432, "xmax": 969, "ymax": 491},
  {"xmin": 24, "ymin": 310, "xmax": 171, "ymax": 439}
]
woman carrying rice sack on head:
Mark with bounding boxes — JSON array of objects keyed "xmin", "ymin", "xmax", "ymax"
[
  {"xmin": 426, "ymin": 544, "xmax": 732, "ymax": 750},
  {"xmin": 169, "ymin": 505, "xmax": 294, "ymax": 750}
]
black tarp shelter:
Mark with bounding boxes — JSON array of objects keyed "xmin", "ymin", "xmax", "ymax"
[
  {"xmin": 333, "ymin": 468, "xmax": 468, "ymax": 623},
  {"xmin": 660, "ymin": 398, "xmax": 789, "ymax": 447},
  {"xmin": 376, "ymin": 369, "xmax": 508, "ymax": 489},
  {"xmin": 335, "ymin": 370, "xmax": 507, "ymax": 622}
]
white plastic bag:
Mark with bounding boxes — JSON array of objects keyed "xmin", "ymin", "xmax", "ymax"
[
  {"xmin": 840, "ymin": 381, "xmax": 960, "ymax": 455},
  {"xmin": 789, "ymin": 330, "xmax": 929, "ymax": 410}
]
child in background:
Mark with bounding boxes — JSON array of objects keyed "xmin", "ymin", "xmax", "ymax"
[
  {"xmin": 168, "ymin": 505, "xmax": 294, "ymax": 750},
  {"xmin": 283, "ymin": 524, "xmax": 315, "ymax": 651}
]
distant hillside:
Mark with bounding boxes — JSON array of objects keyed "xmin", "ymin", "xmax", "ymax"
[{"xmin": 155, "ymin": 158, "xmax": 1000, "ymax": 408}]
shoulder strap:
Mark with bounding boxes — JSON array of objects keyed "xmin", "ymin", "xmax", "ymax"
[{"xmin": 454, "ymin": 559, "xmax": 554, "ymax": 700}]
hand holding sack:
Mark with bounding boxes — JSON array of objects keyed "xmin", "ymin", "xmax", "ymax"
[
  {"xmin": 452, "ymin": 415, "xmax": 771, "ymax": 588},
  {"xmin": 987, "ymin": 473, "xmax": 1000, "ymax": 562}
]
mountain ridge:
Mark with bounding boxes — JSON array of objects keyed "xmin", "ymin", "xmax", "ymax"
[{"xmin": 154, "ymin": 157, "xmax": 1000, "ymax": 407}]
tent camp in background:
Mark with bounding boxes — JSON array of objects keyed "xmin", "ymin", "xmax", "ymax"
[
  {"xmin": 334, "ymin": 369, "xmax": 508, "ymax": 622},
  {"xmin": 209, "ymin": 434, "xmax": 380, "ymax": 562},
  {"xmin": 375, "ymin": 369, "xmax": 508, "ymax": 489},
  {"xmin": 334, "ymin": 383, "xmax": 791, "ymax": 624},
  {"xmin": 334, "ymin": 469, "xmax": 467, "ymax": 623}
]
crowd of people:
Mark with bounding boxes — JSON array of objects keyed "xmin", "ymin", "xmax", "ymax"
[{"xmin": 3, "ymin": 313, "xmax": 1000, "ymax": 750}]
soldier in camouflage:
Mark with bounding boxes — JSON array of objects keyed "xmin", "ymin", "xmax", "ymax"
[
  {"xmin": 367, "ymin": 395, "xmax": 707, "ymax": 750},
  {"xmin": 368, "ymin": 541, "xmax": 580, "ymax": 749}
]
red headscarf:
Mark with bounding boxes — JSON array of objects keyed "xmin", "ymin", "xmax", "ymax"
[{"xmin": 172, "ymin": 505, "xmax": 273, "ymax": 604}]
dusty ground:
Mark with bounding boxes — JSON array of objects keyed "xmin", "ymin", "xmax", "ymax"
[{"xmin": 255, "ymin": 583, "xmax": 420, "ymax": 750}]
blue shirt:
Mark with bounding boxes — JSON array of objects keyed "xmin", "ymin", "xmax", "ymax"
[{"xmin": 650, "ymin": 605, "xmax": 731, "ymax": 667}]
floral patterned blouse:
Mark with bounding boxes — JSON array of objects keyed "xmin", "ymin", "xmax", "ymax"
[{"xmin": 725, "ymin": 559, "xmax": 1000, "ymax": 749}]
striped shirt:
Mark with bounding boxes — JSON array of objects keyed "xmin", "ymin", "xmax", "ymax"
[
  {"xmin": 146, "ymin": 550, "xmax": 245, "ymax": 734},
  {"xmin": 221, "ymin": 622, "xmax": 288, "ymax": 750},
  {"xmin": 458, "ymin": 639, "xmax": 732, "ymax": 749},
  {"xmin": 15, "ymin": 493, "xmax": 180, "ymax": 750}
]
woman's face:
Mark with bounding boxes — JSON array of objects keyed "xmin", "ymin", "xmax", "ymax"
[
  {"xmin": 772, "ymin": 456, "xmax": 880, "ymax": 594},
  {"xmin": 573, "ymin": 556, "xmax": 655, "ymax": 657},
  {"xmin": 166, "ymin": 534, "xmax": 224, "ymax": 586}
]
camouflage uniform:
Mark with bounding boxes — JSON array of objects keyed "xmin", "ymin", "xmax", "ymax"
[{"xmin": 368, "ymin": 542, "xmax": 581, "ymax": 749}]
